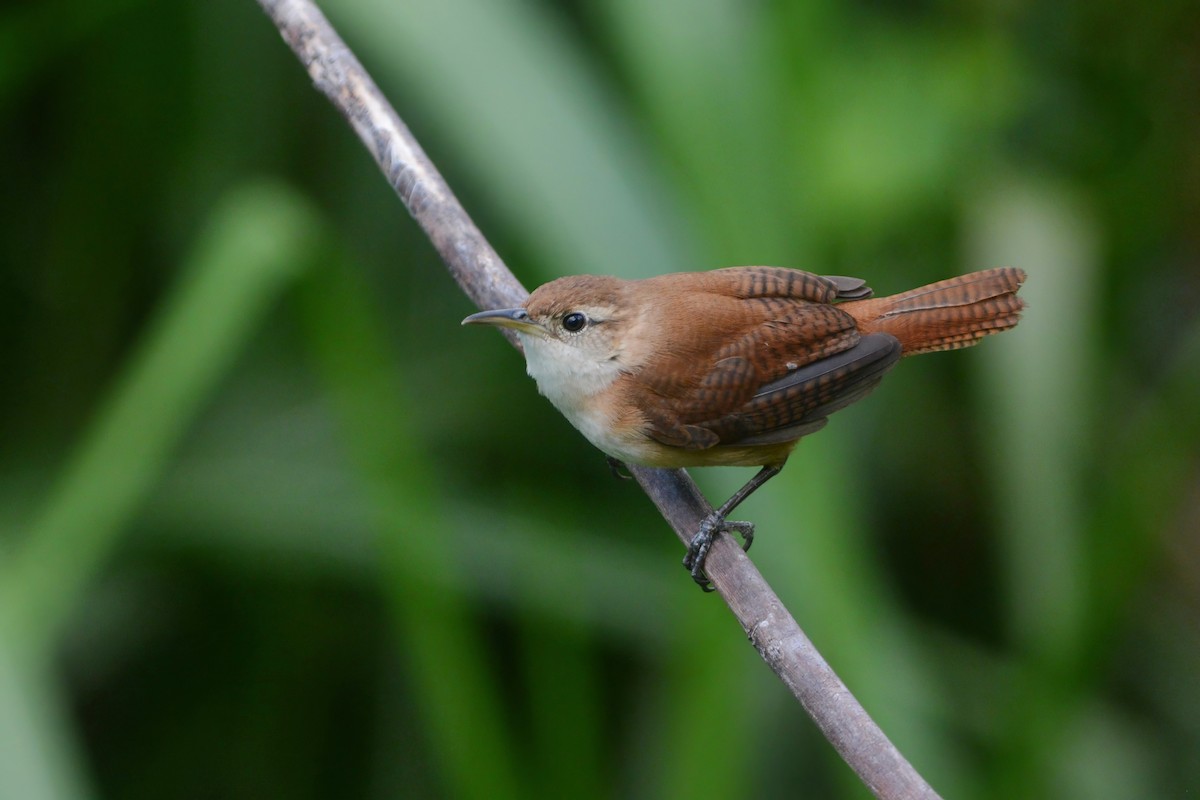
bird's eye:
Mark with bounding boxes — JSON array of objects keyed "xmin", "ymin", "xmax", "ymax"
[{"xmin": 562, "ymin": 312, "xmax": 587, "ymax": 332}]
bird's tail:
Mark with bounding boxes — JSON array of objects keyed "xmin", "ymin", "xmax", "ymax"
[{"xmin": 842, "ymin": 267, "xmax": 1027, "ymax": 356}]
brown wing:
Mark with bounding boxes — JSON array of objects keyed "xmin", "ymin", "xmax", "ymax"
[
  {"xmin": 629, "ymin": 267, "xmax": 893, "ymax": 450},
  {"xmin": 681, "ymin": 266, "xmax": 873, "ymax": 303},
  {"xmin": 703, "ymin": 333, "xmax": 902, "ymax": 446}
]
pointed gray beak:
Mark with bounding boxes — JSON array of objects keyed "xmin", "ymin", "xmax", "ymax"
[{"xmin": 461, "ymin": 307, "xmax": 544, "ymax": 335}]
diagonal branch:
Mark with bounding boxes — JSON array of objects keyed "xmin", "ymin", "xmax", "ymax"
[{"xmin": 254, "ymin": 2, "xmax": 941, "ymax": 797}]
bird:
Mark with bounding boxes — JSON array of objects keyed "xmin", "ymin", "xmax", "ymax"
[{"xmin": 463, "ymin": 266, "xmax": 1026, "ymax": 590}]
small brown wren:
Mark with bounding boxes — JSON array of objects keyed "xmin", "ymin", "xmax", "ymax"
[{"xmin": 464, "ymin": 266, "xmax": 1026, "ymax": 590}]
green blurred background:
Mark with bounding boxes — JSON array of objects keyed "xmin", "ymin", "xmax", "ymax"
[{"xmin": 2, "ymin": 0, "xmax": 1197, "ymax": 797}]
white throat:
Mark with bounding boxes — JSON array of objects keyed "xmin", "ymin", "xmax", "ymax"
[
  {"xmin": 520, "ymin": 333, "xmax": 622, "ymax": 409},
  {"xmin": 518, "ymin": 332, "xmax": 627, "ymax": 457}
]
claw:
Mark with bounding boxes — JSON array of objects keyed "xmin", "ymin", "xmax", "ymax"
[
  {"xmin": 726, "ymin": 520, "xmax": 755, "ymax": 553},
  {"xmin": 605, "ymin": 456, "xmax": 633, "ymax": 480},
  {"xmin": 683, "ymin": 514, "xmax": 756, "ymax": 591},
  {"xmin": 679, "ymin": 464, "xmax": 778, "ymax": 592}
]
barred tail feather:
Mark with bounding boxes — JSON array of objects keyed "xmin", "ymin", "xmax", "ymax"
[{"xmin": 843, "ymin": 267, "xmax": 1027, "ymax": 356}]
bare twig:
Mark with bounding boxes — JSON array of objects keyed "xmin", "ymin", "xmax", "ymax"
[{"xmin": 255, "ymin": 2, "xmax": 942, "ymax": 797}]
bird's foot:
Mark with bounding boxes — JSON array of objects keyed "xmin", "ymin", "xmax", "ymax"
[
  {"xmin": 682, "ymin": 514, "xmax": 756, "ymax": 592},
  {"xmin": 605, "ymin": 456, "xmax": 634, "ymax": 480}
]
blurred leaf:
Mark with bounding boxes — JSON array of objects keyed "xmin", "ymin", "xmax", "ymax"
[
  {"xmin": 0, "ymin": 642, "xmax": 91, "ymax": 800},
  {"xmin": 1, "ymin": 182, "xmax": 318, "ymax": 654},
  {"xmin": 601, "ymin": 0, "xmax": 795, "ymax": 262},
  {"xmin": 1087, "ymin": 317, "xmax": 1200, "ymax": 652},
  {"xmin": 323, "ymin": 0, "xmax": 698, "ymax": 282},
  {"xmin": 295, "ymin": 257, "xmax": 524, "ymax": 799},
  {"xmin": 969, "ymin": 177, "xmax": 1098, "ymax": 662},
  {"xmin": 0, "ymin": 181, "xmax": 318, "ymax": 800},
  {"xmin": 799, "ymin": 30, "xmax": 1023, "ymax": 237},
  {"xmin": 0, "ymin": 0, "xmax": 145, "ymax": 105},
  {"xmin": 968, "ymin": 177, "xmax": 1101, "ymax": 796}
]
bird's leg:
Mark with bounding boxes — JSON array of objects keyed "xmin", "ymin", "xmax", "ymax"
[
  {"xmin": 683, "ymin": 465, "xmax": 782, "ymax": 591},
  {"xmin": 605, "ymin": 456, "xmax": 633, "ymax": 480}
]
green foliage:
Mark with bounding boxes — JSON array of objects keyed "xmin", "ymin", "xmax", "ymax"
[{"xmin": 1, "ymin": 0, "xmax": 1196, "ymax": 797}]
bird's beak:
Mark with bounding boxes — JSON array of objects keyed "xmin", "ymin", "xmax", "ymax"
[{"xmin": 461, "ymin": 307, "xmax": 544, "ymax": 336}]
